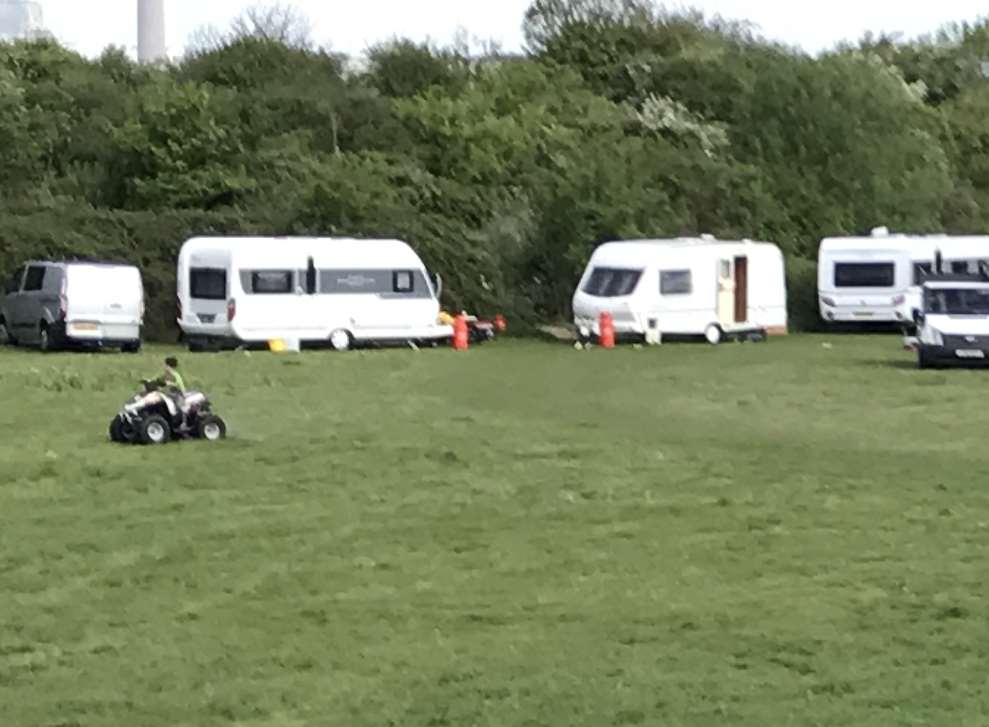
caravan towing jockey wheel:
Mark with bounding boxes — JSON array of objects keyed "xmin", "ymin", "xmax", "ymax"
[
  {"xmin": 704, "ymin": 324, "xmax": 723, "ymax": 345},
  {"xmin": 329, "ymin": 329, "xmax": 352, "ymax": 352}
]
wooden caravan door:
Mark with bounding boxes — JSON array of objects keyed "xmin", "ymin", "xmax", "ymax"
[
  {"xmin": 717, "ymin": 258, "xmax": 735, "ymax": 326},
  {"xmin": 733, "ymin": 256, "xmax": 748, "ymax": 323}
]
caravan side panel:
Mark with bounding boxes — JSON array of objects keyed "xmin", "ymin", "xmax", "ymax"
[{"xmin": 748, "ymin": 246, "xmax": 788, "ymax": 335}]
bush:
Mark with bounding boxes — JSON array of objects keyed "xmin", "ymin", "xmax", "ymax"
[{"xmin": 786, "ymin": 256, "xmax": 822, "ymax": 332}]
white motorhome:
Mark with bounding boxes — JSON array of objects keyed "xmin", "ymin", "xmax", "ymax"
[
  {"xmin": 176, "ymin": 237, "xmax": 452, "ymax": 351},
  {"xmin": 572, "ymin": 236, "xmax": 788, "ymax": 344},
  {"xmin": 817, "ymin": 228, "xmax": 989, "ymax": 327}
]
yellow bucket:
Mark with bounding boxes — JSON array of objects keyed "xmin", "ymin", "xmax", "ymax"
[{"xmin": 268, "ymin": 339, "xmax": 286, "ymax": 353}]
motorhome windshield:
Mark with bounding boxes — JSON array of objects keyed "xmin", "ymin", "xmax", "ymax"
[
  {"xmin": 925, "ymin": 287, "xmax": 989, "ymax": 316},
  {"xmin": 582, "ymin": 267, "xmax": 643, "ymax": 297}
]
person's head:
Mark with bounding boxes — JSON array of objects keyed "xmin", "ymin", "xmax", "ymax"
[{"xmin": 165, "ymin": 357, "xmax": 179, "ymax": 370}]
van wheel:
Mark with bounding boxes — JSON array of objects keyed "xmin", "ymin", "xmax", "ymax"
[
  {"xmin": 39, "ymin": 324, "xmax": 53, "ymax": 353},
  {"xmin": 0, "ymin": 318, "xmax": 13, "ymax": 346},
  {"xmin": 329, "ymin": 329, "xmax": 352, "ymax": 352},
  {"xmin": 122, "ymin": 341, "xmax": 141, "ymax": 354},
  {"xmin": 704, "ymin": 324, "xmax": 723, "ymax": 345}
]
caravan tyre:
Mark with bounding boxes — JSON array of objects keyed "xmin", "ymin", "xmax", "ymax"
[
  {"xmin": 329, "ymin": 329, "xmax": 352, "ymax": 352},
  {"xmin": 704, "ymin": 324, "xmax": 723, "ymax": 345}
]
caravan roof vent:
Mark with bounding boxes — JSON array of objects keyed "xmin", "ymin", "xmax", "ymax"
[
  {"xmin": 700, "ymin": 233, "xmax": 716, "ymax": 241},
  {"xmin": 871, "ymin": 226, "xmax": 890, "ymax": 237}
]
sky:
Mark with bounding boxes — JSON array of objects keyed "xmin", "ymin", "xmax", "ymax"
[{"xmin": 33, "ymin": 0, "xmax": 989, "ymax": 59}]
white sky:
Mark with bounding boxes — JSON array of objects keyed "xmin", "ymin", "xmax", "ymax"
[{"xmin": 36, "ymin": 1, "xmax": 989, "ymax": 59}]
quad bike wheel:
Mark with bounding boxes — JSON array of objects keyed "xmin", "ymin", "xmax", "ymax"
[
  {"xmin": 140, "ymin": 414, "xmax": 171, "ymax": 445},
  {"xmin": 110, "ymin": 415, "xmax": 139, "ymax": 444},
  {"xmin": 197, "ymin": 415, "xmax": 227, "ymax": 442},
  {"xmin": 109, "ymin": 416, "xmax": 125, "ymax": 443}
]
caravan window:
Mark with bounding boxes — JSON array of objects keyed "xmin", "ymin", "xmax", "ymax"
[
  {"xmin": 190, "ymin": 268, "xmax": 227, "ymax": 300},
  {"xmin": 660, "ymin": 270, "xmax": 692, "ymax": 295},
  {"xmin": 320, "ymin": 269, "xmax": 389, "ymax": 294},
  {"xmin": 246, "ymin": 270, "xmax": 294, "ymax": 295},
  {"xmin": 393, "ymin": 271, "xmax": 414, "ymax": 293},
  {"xmin": 582, "ymin": 268, "xmax": 643, "ymax": 297},
  {"xmin": 834, "ymin": 262, "xmax": 895, "ymax": 288}
]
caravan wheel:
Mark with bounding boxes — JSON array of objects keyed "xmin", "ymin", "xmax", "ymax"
[
  {"xmin": 704, "ymin": 324, "xmax": 723, "ymax": 345},
  {"xmin": 329, "ymin": 329, "xmax": 352, "ymax": 352}
]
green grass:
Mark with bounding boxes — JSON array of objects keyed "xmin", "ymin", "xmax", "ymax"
[{"xmin": 1, "ymin": 336, "xmax": 987, "ymax": 726}]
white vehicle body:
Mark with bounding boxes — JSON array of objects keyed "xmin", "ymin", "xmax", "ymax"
[
  {"xmin": 915, "ymin": 277, "xmax": 989, "ymax": 368},
  {"xmin": 1, "ymin": 261, "xmax": 143, "ymax": 350},
  {"xmin": 572, "ymin": 237, "xmax": 788, "ymax": 341},
  {"xmin": 817, "ymin": 229, "xmax": 989, "ymax": 325},
  {"xmin": 177, "ymin": 237, "xmax": 452, "ymax": 350}
]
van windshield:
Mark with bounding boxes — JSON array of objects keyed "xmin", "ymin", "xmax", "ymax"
[
  {"xmin": 925, "ymin": 288, "xmax": 989, "ymax": 315},
  {"xmin": 583, "ymin": 267, "xmax": 643, "ymax": 297}
]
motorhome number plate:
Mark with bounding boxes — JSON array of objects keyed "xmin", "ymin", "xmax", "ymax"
[{"xmin": 956, "ymin": 349, "xmax": 985, "ymax": 359}]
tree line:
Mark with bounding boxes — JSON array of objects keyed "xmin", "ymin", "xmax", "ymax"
[{"xmin": 2, "ymin": 0, "xmax": 989, "ymax": 338}]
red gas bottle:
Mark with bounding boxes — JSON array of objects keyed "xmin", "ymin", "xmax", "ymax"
[
  {"xmin": 453, "ymin": 314, "xmax": 470, "ymax": 351},
  {"xmin": 599, "ymin": 312, "xmax": 615, "ymax": 349}
]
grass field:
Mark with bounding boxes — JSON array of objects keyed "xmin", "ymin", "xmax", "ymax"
[{"xmin": 1, "ymin": 335, "xmax": 988, "ymax": 726}]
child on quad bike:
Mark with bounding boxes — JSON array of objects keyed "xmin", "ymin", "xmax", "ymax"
[{"xmin": 154, "ymin": 357, "xmax": 187, "ymax": 410}]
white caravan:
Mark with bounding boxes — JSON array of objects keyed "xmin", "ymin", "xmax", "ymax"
[
  {"xmin": 176, "ymin": 237, "xmax": 452, "ymax": 351},
  {"xmin": 572, "ymin": 236, "xmax": 788, "ymax": 344},
  {"xmin": 818, "ymin": 228, "xmax": 989, "ymax": 327}
]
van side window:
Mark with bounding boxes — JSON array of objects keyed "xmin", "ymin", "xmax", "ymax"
[
  {"xmin": 246, "ymin": 270, "xmax": 293, "ymax": 295},
  {"xmin": 393, "ymin": 271, "xmax": 414, "ymax": 294},
  {"xmin": 23, "ymin": 266, "xmax": 46, "ymax": 292},
  {"xmin": 660, "ymin": 269, "xmax": 692, "ymax": 295},
  {"xmin": 190, "ymin": 268, "xmax": 227, "ymax": 300}
]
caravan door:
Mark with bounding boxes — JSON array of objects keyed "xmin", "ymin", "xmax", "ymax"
[
  {"xmin": 733, "ymin": 256, "xmax": 748, "ymax": 323},
  {"xmin": 717, "ymin": 258, "xmax": 735, "ymax": 326}
]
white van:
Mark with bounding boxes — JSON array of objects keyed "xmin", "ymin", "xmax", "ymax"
[
  {"xmin": 818, "ymin": 228, "xmax": 989, "ymax": 327},
  {"xmin": 177, "ymin": 236, "xmax": 453, "ymax": 351},
  {"xmin": 0, "ymin": 261, "xmax": 143, "ymax": 352},
  {"xmin": 572, "ymin": 236, "xmax": 788, "ymax": 344}
]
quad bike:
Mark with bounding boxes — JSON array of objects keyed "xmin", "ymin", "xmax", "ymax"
[{"xmin": 109, "ymin": 379, "xmax": 227, "ymax": 445}]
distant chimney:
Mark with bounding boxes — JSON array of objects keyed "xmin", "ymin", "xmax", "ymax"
[{"xmin": 138, "ymin": 0, "xmax": 166, "ymax": 64}]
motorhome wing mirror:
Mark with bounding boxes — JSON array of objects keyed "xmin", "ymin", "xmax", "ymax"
[
  {"xmin": 912, "ymin": 308, "xmax": 924, "ymax": 325},
  {"xmin": 433, "ymin": 273, "xmax": 443, "ymax": 299}
]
